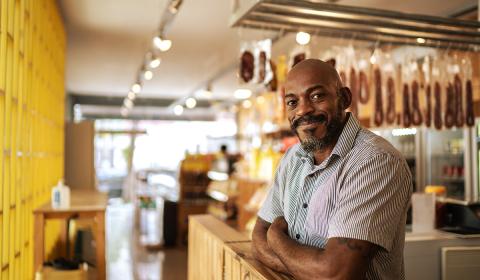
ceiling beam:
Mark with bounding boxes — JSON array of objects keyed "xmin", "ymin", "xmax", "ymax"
[{"xmin": 69, "ymin": 93, "xmax": 218, "ymax": 108}]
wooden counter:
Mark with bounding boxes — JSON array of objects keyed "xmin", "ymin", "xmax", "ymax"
[
  {"xmin": 33, "ymin": 190, "xmax": 108, "ymax": 280},
  {"xmin": 188, "ymin": 215, "xmax": 292, "ymax": 280}
]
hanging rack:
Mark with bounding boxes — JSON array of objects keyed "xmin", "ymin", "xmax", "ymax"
[{"xmin": 230, "ymin": 0, "xmax": 480, "ymax": 51}]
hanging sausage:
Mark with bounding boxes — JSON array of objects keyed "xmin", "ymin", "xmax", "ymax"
[
  {"xmin": 433, "ymin": 82, "xmax": 443, "ymax": 129},
  {"xmin": 444, "ymin": 82, "xmax": 456, "ymax": 129},
  {"xmin": 466, "ymin": 79, "xmax": 474, "ymax": 127},
  {"xmin": 402, "ymin": 83, "xmax": 412, "ymax": 127},
  {"xmin": 432, "ymin": 57, "xmax": 443, "ymax": 129},
  {"xmin": 386, "ymin": 77, "xmax": 396, "ymax": 124},
  {"xmin": 454, "ymin": 74, "xmax": 464, "ymax": 127},
  {"xmin": 462, "ymin": 56, "xmax": 474, "ymax": 127},
  {"xmin": 411, "ymin": 80, "xmax": 423, "ymax": 126},
  {"xmin": 258, "ymin": 51, "xmax": 267, "ymax": 82},
  {"xmin": 358, "ymin": 71, "xmax": 370, "ymax": 104},
  {"xmin": 381, "ymin": 53, "xmax": 396, "ymax": 125},
  {"xmin": 240, "ymin": 50, "xmax": 254, "ymax": 83},
  {"xmin": 349, "ymin": 67, "xmax": 358, "ymax": 117},
  {"xmin": 267, "ymin": 59, "xmax": 277, "ymax": 92},
  {"xmin": 373, "ymin": 68, "xmax": 384, "ymax": 126},
  {"xmin": 422, "ymin": 56, "xmax": 432, "ymax": 128},
  {"xmin": 425, "ymin": 85, "xmax": 432, "ymax": 127}
]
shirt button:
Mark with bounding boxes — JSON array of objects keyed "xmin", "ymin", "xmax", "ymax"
[
  {"xmin": 295, "ymin": 234, "xmax": 300, "ymax": 239},
  {"xmin": 303, "ymin": 203, "xmax": 308, "ymax": 208}
]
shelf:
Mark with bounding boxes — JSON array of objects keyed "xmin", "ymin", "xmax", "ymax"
[
  {"xmin": 431, "ymin": 154, "xmax": 464, "ymax": 158},
  {"xmin": 439, "ymin": 177, "xmax": 465, "ymax": 183},
  {"xmin": 231, "ymin": 0, "xmax": 480, "ymax": 50}
]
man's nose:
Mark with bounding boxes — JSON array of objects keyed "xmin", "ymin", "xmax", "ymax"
[{"xmin": 296, "ymin": 98, "xmax": 314, "ymax": 116}]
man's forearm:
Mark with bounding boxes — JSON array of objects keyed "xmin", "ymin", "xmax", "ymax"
[
  {"xmin": 252, "ymin": 240, "xmax": 290, "ymax": 274},
  {"xmin": 252, "ymin": 218, "xmax": 290, "ymax": 275},
  {"xmin": 268, "ymin": 230, "xmax": 329, "ymax": 280}
]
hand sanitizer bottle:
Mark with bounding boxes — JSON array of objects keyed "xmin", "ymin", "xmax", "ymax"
[{"xmin": 51, "ymin": 180, "xmax": 71, "ymax": 209}]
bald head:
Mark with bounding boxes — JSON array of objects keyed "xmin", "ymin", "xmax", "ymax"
[{"xmin": 287, "ymin": 59, "xmax": 343, "ymax": 91}]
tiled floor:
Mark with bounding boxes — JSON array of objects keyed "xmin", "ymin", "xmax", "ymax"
[{"xmin": 106, "ymin": 202, "xmax": 187, "ymax": 280}]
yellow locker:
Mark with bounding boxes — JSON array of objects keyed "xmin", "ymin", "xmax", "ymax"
[{"xmin": 1, "ymin": 0, "xmax": 65, "ymax": 276}]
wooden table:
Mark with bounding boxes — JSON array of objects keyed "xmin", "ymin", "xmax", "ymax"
[{"xmin": 33, "ymin": 190, "xmax": 108, "ymax": 280}]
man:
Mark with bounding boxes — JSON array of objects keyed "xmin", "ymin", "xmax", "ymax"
[{"xmin": 252, "ymin": 59, "xmax": 412, "ymax": 280}]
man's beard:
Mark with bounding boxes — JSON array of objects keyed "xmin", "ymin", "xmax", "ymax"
[{"xmin": 291, "ymin": 111, "xmax": 344, "ymax": 154}]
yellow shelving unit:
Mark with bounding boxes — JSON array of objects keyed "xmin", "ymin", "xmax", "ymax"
[{"xmin": 0, "ymin": 0, "xmax": 66, "ymax": 278}]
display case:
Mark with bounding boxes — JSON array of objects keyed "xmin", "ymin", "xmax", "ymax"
[
  {"xmin": 376, "ymin": 124, "xmax": 479, "ymax": 203},
  {"xmin": 424, "ymin": 129, "xmax": 466, "ymax": 200}
]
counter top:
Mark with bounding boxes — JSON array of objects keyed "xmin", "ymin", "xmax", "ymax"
[
  {"xmin": 33, "ymin": 190, "xmax": 108, "ymax": 214},
  {"xmin": 406, "ymin": 230, "xmax": 480, "ymax": 242}
]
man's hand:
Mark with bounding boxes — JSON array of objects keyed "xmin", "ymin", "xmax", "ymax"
[
  {"xmin": 267, "ymin": 216, "xmax": 288, "ymax": 247},
  {"xmin": 251, "ymin": 217, "xmax": 291, "ymax": 275}
]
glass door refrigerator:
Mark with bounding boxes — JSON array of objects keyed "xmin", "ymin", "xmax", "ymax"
[{"xmin": 423, "ymin": 123, "xmax": 478, "ymax": 203}]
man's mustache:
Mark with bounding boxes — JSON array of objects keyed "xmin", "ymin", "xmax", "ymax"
[{"xmin": 291, "ymin": 114, "xmax": 327, "ymax": 130}]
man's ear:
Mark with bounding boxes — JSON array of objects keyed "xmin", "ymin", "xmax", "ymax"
[{"xmin": 339, "ymin": 87, "xmax": 352, "ymax": 109}]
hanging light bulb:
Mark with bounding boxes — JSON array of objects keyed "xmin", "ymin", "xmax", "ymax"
[
  {"xmin": 131, "ymin": 83, "xmax": 142, "ymax": 94},
  {"xmin": 296, "ymin": 31, "xmax": 311, "ymax": 45},
  {"xmin": 185, "ymin": 97, "xmax": 197, "ymax": 109},
  {"xmin": 158, "ymin": 39, "xmax": 172, "ymax": 52},
  {"xmin": 127, "ymin": 91, "xmax": 136, "ymax": 100},
  {"xmin": 124, "ymin": 98, "xmax": 134, "ymax": 109},
  {"xmin": 143, "ymin": 70, "xmax": 153, "ymax": 80},
  {"xmin": 153, "ymin": 36, "xmax": 172, "ymax": 52},
  {"xmin": 173, "ymin": 105, "xmax": 184, "ymax": 115},
  {"xmin": 153, "ymin": 36, "xmax": 162, "ymax": 48},
  {"xmin": 149, "ymin": 57, "xmax": 161, "ymax": 69}
]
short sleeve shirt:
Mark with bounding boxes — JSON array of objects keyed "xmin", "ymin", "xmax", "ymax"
[{"xmin": 258, "ymin": 113, "xmax": 412, "ymax": 279}]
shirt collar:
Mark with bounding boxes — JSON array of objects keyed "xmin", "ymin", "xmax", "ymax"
[
  {"xmin": 294, "ymin": 112, "xmax": 361, "ymax": 160},
  {"xmin": 330, "ymin": 112, "xmax": 361, "ymax": 158}
]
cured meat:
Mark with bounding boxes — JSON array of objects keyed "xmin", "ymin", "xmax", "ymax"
[
  {"xmin": 258, "ymin": 51, "xmax": 267, "ymax": 82},
  {"xmin": 349, "ymin": 68, "xmax": 358, "ymax": 117},
  {"xmin": 444, "ymin": 83, "xmax": 455, "ymax": 129},
  {"xmin": 292, "ymin": 53, "xmax": 306, "ymax": 67},
  {"xmin": 240, "ymin": 51, "xmax": 254, "ymax": 83},
  {"xmin": 267, "ymin": 59, "xmax": 277, "ymax": 92},
  {"xmin": 433, "ymin": 82, "xmax": 443, "ymax": 129},
  {"xmin": 425, "ymin": 85, "xmax": 432, "ymax": 127},
  {"xmin": 326, "ymin": 58, "xmax": 336, "ymax": 68},
  {"xmin": 454, "ymin": 74, "xmax": 464, "ymax": 127},
  {"xmin": 358, "ymin": 71, "xmax": 370, "ymax": 104},
  {"xmin": 466, "ymin": 79, "xmax": 474, "ymax": 127},
  {"xmin": 373, "ymin": 68, "xmax": 384, "ymax": 126},
  {"xmin": 411, "ymin": 80, "xmax": 423, "ymax": 126},
  {"xmin": 385, "ymin": 77, "xmax": 396, "ymax": 124},
  {"xmin": 402, "ymin": 83, "xmax": 412, "ymax": 127}
]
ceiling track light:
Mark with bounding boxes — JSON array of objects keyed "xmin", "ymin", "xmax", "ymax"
[
  {"xmin": 168, "ymin": 0, "xmax": 183, "ymax": 14},
  {"xmin": 143, "ymin": 70, "xmax": 153, "ymax": 80},
  {"xmin": 173, "ymin": 104, "xmax": 184, "ymax": 116},
  {"xmin": 123, "ymin": 0, "xmax": 182, "ymax": 116},
  {"xmin": 131, "ymin": 83, "xmax": 142, "ymax": 94},
  {"xmin": 153, "ymin": 36, "xmax": 172, "ymax": 52},
  {"xmin": 185, "ymin": 97, "xmax": 197, "ymax": 109},
  {"xmin": 127, "ymin": 91, "xmax": 136, "ymax": 100},
  {"xmin": 124, "ymin": 98, "xmax": 134, "ymax": 109}
]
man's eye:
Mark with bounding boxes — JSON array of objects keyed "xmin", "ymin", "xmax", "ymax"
[
  {"xmin": 286, "ymin": 100, "xmax": 297, "ymax": 107},
  {"xmin": 311, "ymin": 93, "xmax": 324, "ymax": 101}
]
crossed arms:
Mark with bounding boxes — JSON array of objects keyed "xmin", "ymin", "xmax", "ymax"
[{"xmin": 252, "ymin": 216, "xmax": 379, "ymax": 280}]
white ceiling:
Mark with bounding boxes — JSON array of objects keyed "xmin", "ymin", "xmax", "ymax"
[{"xmin": 60, "ymin": 0, "xmax": 478, "ymax": 103}]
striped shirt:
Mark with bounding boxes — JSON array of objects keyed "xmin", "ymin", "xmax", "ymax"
[{"xmin": 258, "ymin": 113, "xmax": 412, "ymax": 279}]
